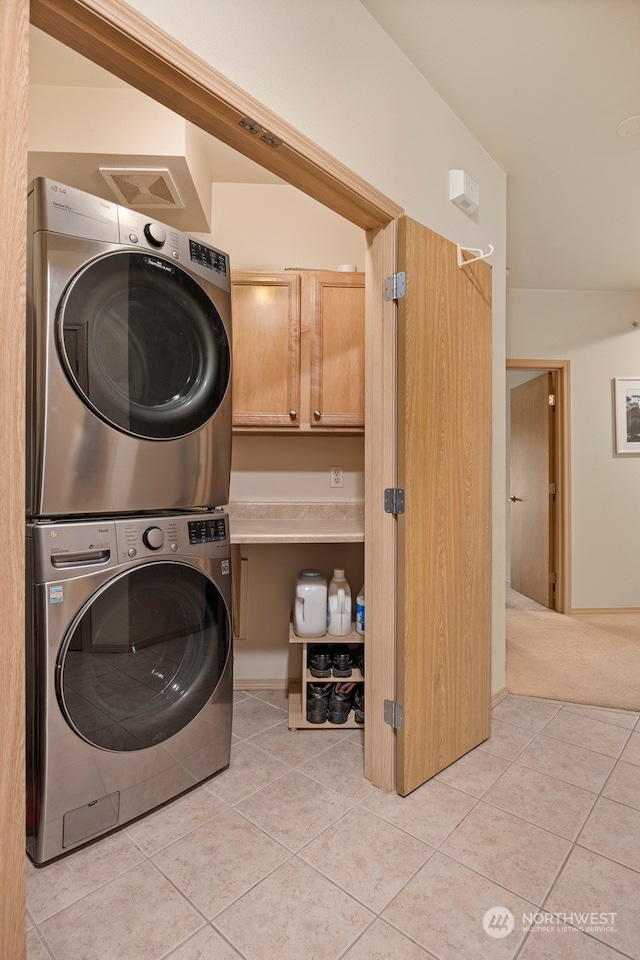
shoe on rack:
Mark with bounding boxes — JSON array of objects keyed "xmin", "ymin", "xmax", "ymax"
[
  {"xmin": 355, "ymin": 646, "xmax": 364, "ymax": 676},
  {"xmin": 331, "ymin": 644, "xmax": 353, "ymax": 678},
  {"xmin": 308, "ymin": 645, "xmax": 332, "ymax": 678},
  {"xmin": 327, "ymin": 681, "xmax": 356, "ymax": 724},
  {"xmin": 306, "ymin": 683, "xmax": 332, "ymax": 723},
  {"xmin": 353, "ymin": 684, "xmax": 364, "ymax": 724}
]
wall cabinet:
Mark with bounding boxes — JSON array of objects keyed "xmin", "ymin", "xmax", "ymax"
[{"xmin": 231, "ymin": 270, "xmax": 364, "ymax": 433}]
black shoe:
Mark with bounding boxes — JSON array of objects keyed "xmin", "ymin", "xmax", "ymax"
[
  {"xmin": 306, "ymin": 683, "xmax": 332, "ymax": 723},
  {"xmin": 353, "ymin": 684, "xmax": 364, "ymax": 724},
  {"xmin": 355, "ymin": 646, "xmax": 364, "ymax": 676},
  {"xmin": 308, "ymin": 645, "xmax": 332, "ymax": 678},
  {"xmin": 331, "ymin": 644, "xmax": 353, "ymax": 677},
  {"xmin": 327, "ymin": 682, "xmax": 356, "ymax": 723}
]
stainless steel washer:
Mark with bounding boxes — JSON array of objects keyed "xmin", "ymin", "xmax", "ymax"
[
  {"xmin": 27, "ymin": 177, "xmax": 232, "ymax": 518},
  {"xmin": 26, "ymin": 511, "xmax": 233, "ymax": 864}
]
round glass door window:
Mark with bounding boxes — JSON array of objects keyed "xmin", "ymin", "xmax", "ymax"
[
  {"xmin": 56, "ymin": 562, "xmax": 230, "ymax": 751},
  {"xmin": 57, "ymin": 251, "xmax": 231, "ymax": 440}
]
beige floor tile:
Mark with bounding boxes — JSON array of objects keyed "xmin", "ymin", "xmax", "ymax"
[
  {"xmin": 562, "ymin": 704, "xmax": 639, "ymax": 730},
  {"xmin": 38, "ymin": 861, "xmax": 202, "ymax": 960},
  {"xmin": 233, "ymin": 690, "xmax": 251, "ymax": 704},
  {"xmin": 206, "ymin": 740, "xmax": 291, "ymax": 804},
  {"xmin": 516, "ymin": 734, "xmax": 616, "ymax": 793},
  {"xmin": 435, "ymin": 748, "xmax": 511, "ymax": 797},
  {"xmin": 26, "ymin": 929, "xmax": 51, "ymax": 960},
  {"xmin": 214, "ymin": 857, "xmax": 374, "ymax": 960},
  {"xmin": 484, "ymin": 764, "xmax": 596, "ymax": 840},
  {"xmin": 152, "ymin": 809, "xmax": 289, "ymax": 918},
  {"xmin": 27, "ymin": 831, "xmax": 144, "ymax": 924},
  {"xmin": 545, "ymin": 846, "xmax": 640, "ymax": 958},
  {"xmin": 518, "ymin": 927, "xmax": 628, "ymax": 959},
  {"xmin": 231, "ymin": 696, "xmax": 287, "ymax": 739},
  {"xmin": 441, "ymin": 802, "xmax": 571, "ymax": 904},
  {"xmin": 299, "ymin": 806, "xmax": 434, "ymax": 912},
  {"xmin": 341, "ymin": 918, "xmax": 437, "ymax": 959},
  {"xmin": 362, "ymin": 778, "xmax": 476, "ymax": 847},
  {"xmin": 382, "ymin": 852, "xmax": 531, "ymax": 960},
  {"xmin": 124, "ymin": 783, "xmax": 227, "ymax": 856},
  {"xmin": 477, "ymin": 719, "xmax": 537, "ymax": 760},
  {"xmin": 247, "ymin": 719, "xmax": 343, "ymax": 766},
  {"xmin": 620, "ymin": 730, "xmax": 640, "ymax": 766},
  {"xmin": 491, "ymin": 697, "xmax": 562, "ymax": 732},
  {"xmin": 602, "ymin": 760, "xmax": 640, "ymax": 810},
  {"xmin": 541, "ymin": 712, "xmax": 631, "ymax": 758},
  {"xmin": 297, "ymin": 739, "xmax": 375, "ymax": 802},
  {"xmin": 578, "ymin": 796, "xmax": 640, "ymax": 872},
  {"xmin": 234, "ymin": 770, "xmax": 353, "ymax": 851},
  {"xmin": 250, "ymin": 688, "xmax": 289, "ymax": 709},
  {"xmin": 163, "ymin": 925, "xmax": 244, "ymax": 959}
]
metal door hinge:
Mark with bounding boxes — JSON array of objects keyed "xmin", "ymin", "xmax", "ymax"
[
  {"xmin": 384, "ymin": 487, "xmax": 405, "ymax": 515},
  {"xmin": 384, "ymin": 699, "xmax": 404, "ymax": 729},
  {"xmin": 384, "ymin": 271, "xmax": 406, "ymax": 301},
  {"xmin": 548, "ymin": 394, "xmax": 556, "ymax": 406}
]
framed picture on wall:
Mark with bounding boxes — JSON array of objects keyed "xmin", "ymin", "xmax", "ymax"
[{"xmin": 614, "ymin": 378, "xmax": 640, "ymax": 453}]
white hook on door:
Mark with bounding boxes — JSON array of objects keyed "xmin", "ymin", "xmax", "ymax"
[{"xmin": 456, "ymin": 243, "xmax": 494, "ymax": 267}]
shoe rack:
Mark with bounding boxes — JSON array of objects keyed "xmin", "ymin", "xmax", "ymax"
[{"xmin": 288, "ymin": 623, "xmax": 364, "ymax": 729}]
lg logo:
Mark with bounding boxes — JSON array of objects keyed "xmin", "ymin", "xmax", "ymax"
[{"xmin": 50, "ymin": 184, "xmax": 67, "ymax": 194}]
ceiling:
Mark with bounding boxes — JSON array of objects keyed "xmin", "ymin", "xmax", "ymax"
[
  {"xmin": 32, "ymin": 2, "xmax": 640, "ymax": 291},
  {"xmin": 361, "ymin": 0, "xmax": 640, "ymax": 291}
]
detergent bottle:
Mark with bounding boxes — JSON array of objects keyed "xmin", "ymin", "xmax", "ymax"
[{"xmin": 327, "ymin": 568, "xmax": 352, "ymax": 636}]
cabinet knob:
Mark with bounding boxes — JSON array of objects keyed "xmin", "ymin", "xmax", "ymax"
[
  {"xmin": 313, "ymin": 410, "xmax": 322, "ymax": 421},
  {"xmin": 289, "ymin": 410, "xmax": 297, "ymax": 420}
]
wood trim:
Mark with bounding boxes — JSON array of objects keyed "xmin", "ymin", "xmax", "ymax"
[
  {"xmin": 364, "ymin": 221, "xmax": 397, "ymax": 791},
  {"xmin": 571, "ymin": 607, "xmax": 640, "ymax": 616},
  {"xmin": 30, "ymin": 0, "xmax": 403, "ymax": 232},
  {"xmin": 0, "ymin": 0, "xmax": 27, "ymax": 957},
  {"xmin": 234, "ymin": 679, "xmax": 288, "ymax": 691},
  {"xmin": 506, "ymin": 359, "xmax": 571, "ymax": 613},
  {"xmin": 491, "ymin": 686, "xmax": 509, "ymax": 708}
]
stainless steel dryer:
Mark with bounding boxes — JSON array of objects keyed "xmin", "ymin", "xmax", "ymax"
[
  {"xmin": 27, "ymin": 177, "xmax": 232, "ymax": 518},
  {"xmin": 26, "ymin": 511, "xmax": 233, "ymax": 865}
]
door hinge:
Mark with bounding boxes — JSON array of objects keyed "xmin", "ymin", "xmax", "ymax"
[
  {"xmin": 384, "ymin": 271, "xmax": 406, "ymax": 301},
  {"xmin": 548, "ymin": 394, "xmax": 556, "ymax": 406},
  {"xmin": 549, "ymin": 482, "xmax": 556, "ymax": 497},
  {"xmin": 384, "ymin": 699, "xmax": 404, "ymax": 729},
  {"xmin": 384, "ymin": 487, "xmax": 405, "ymax": 515}
]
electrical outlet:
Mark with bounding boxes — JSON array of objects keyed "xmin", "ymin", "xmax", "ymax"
[{"xmin": 330, "ymin": 466, "xmax": 344, "ymax": 488}]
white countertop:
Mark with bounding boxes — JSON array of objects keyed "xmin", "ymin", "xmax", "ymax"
[{"xmin": 227, "ymin": 502, "xmax": 364, "ymax": 543}]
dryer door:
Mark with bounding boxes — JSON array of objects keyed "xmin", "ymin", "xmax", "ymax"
[
  {"xmin": 56, "ymin": 561, "xmax": 231, "ymax": 751},
  {"xmin": 57, "ymin": 251, "xmax": 231, "ymax": 440}
]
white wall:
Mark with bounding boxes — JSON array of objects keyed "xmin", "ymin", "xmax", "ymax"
[
  {"xmin": 128, "ymin": 0, "xmax": 509, "ymax": 695},
  {"xmin": 507, "ymin": 288, "xmax": 640, "ymax": 609}
]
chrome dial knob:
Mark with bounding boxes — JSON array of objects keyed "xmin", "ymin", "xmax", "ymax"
[
  {"xmin": 143, "ymin": 222, "xmax": 167, "ymax": 248},
  {"xmin": 142, "ymin": 526, "xmax": 165, "ymax": 550}
]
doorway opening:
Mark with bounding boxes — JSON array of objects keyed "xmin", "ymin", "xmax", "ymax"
[{"xmin": 506, "ymin": 359, "xmax": 571, "ymax": 614}]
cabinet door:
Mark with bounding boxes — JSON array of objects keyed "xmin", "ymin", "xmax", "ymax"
[
  {"xmin": 231, "ymin": 273, "xmax": 301, "ymax": 428},
  {"xmin": 308, "ymin": 272, "xmax": 365, "ymax": 428}
]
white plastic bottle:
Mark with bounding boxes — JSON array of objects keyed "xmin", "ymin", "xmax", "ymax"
[
  {"xmin": 293, "ymin": 569, "xmax": 327, "ymax": 637},
  {"xmin": 356, "ymin": 585, "xmax": 365, "ymax": 635},
  {"xmin": 327, "ymin": 568, "xmax": 352, "ymax": 636}
]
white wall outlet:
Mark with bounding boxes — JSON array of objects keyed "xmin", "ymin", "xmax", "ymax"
[{"xmin": 330, "ymin": 466, "xmax": 344, "ymax": 488}]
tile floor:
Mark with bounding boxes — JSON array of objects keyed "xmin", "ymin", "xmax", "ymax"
[{"xmin": 26, "ymin": 690, "xmax": 640, "ymax": 960}]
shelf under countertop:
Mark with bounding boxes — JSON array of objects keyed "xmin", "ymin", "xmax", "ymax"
[{"xmin": 227, "ymin": 501, "xmax": 364, "ymax": 543}]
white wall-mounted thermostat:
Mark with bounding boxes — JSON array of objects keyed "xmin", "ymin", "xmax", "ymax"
[{"xmin": 449, "ymin": 169, "xmax": 479, "ymax": 215}]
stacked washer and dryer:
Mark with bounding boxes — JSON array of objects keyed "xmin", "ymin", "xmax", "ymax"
[{"xmin": 26, "ymin": 178, "xmax": 234, "ymax": 864}]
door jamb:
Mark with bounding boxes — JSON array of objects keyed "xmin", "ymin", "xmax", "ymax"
[{"xmin": 506, "ymin": 359, "xmax": 571, "ymax": 613}]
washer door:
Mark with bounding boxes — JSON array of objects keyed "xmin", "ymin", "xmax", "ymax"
[
  {"xmin": 57, "ymin": 251, "xmax": 231, "ymax": 440},
  {"xmin": 57, "ymin": 562, "xmax": 230, "ymax": 751}
]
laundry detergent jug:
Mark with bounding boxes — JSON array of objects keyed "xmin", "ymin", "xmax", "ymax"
[
  {"xmin": 327, "ymin": 568, "xmax": 352, "ymax": 636},
  {"xmin": 294, "ymin": 569, "xmax": 327, "ymax": 637}
]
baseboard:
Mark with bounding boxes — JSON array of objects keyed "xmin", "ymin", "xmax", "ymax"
[
  {"xmin": 571, "ymin": 607, "xmax": 640, "ymax": 615},
  {"xmin": 234, "ymin": 679, "xmax": 289, "ymax": 691},
  {"xmin": 491, "ymin": 686, "xmax": 508, "ymax": 708}
]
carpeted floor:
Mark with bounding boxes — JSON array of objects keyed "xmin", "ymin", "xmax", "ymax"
[{"xmin": 506, "ymin": 586, "xmax": 640, "ymax": 711}]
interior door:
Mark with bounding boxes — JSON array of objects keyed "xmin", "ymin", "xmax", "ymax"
[
  {"xmin": 510, "ymin": 372, "xmax": 555, "ymax": 607},
  {"xmin": 396, "ymin": 216, "xmax": 492, "ymax": 797}
]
